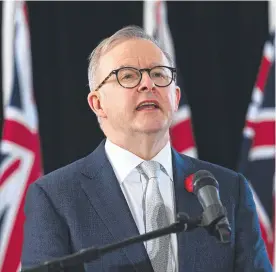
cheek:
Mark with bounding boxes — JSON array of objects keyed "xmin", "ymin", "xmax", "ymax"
[
  {"xmin": 163, "ymin": 91, "xmax": 176, "ymax": 108},
  {"xmin": 104, "ymin": 92, "xmax": 134, "ymax": 114},
  {"xmin": 171, "ymin": 90, "xmax": 179, "ymax": 108}
]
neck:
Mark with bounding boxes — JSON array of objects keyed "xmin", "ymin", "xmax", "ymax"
[{"xmin": 105, "ymin": 131, "xmax": 170, "ymax": 160}]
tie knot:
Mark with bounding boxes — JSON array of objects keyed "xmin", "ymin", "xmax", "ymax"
[{"xmin": 137, "ymin": 160, "xmax": 161, "ymax": 180}]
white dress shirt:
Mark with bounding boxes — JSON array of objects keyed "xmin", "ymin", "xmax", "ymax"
[{"xmin": 105, "ymin": 139, "xmax": 178, "ymax": 272}]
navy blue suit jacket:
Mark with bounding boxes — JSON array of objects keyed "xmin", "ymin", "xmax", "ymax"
[{"xmin": 21, "ymin": 140, "xmax": 272, "ymax": 271}]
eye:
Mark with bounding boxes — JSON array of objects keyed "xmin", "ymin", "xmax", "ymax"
[
  {"xmin": 122, "ymin": 73, "xmax": 134, "ymax": 79},
  {"xmin": 152, "ymin": 72, "xmax": 165, "ymax": 78},
  {"xmin": 118, "ymin": 68, "xmax": 140, "ymax": 81}
]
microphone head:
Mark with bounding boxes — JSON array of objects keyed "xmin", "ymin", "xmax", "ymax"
[{"xmin": 193, "ymin": 170, "xmax": 219, "ymax": 195}]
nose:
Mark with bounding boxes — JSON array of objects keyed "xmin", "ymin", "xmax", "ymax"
[{"xmin": 137, "ymin": 71, "xmax": 156, "ymax": 93}]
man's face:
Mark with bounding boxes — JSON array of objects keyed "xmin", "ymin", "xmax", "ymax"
[{"xmin": 88, "ymin": 39, "xmax": 181, "ymax": 136}]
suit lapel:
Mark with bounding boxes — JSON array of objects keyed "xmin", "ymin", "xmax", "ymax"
[
  {"xmin": 171, "ymin": 149, "xmax": 203, "ymax": 272},
  {"xmin": 80, "ymin": 141, "xmax": 152, "ymax": 271},
  {"xmin": 79, "ymin": 140, "xmax": 204, "ymax": 272}
]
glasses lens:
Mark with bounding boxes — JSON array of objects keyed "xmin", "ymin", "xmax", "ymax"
[
  {"xmin": 150, "ymin": 66, "xmax": 173, "ymax": 86},
  {"xmin": 117, "ymin": 68, "xmax": 141, "ymax": 88}
]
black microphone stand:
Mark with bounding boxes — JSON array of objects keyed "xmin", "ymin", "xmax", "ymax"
[{"xmin": 21, "ymin": 213, "xmax": 201, "ymax": 272}]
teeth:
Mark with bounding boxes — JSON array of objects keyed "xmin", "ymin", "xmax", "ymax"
[
  {"xmin": 136, "ymin": 102, "xmax": 159, "ymax": 110},
  {"xmin": 139, "ymin": 102, "xmax": 157, "ymax": 107}
]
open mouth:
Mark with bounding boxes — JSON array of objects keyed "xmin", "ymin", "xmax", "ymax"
[{"xmin": 136, "ymin": 102, "xmax": 160, "ymax": 111}]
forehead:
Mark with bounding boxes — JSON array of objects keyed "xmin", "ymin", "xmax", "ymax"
[{"xmin": 99, "ymin": 39, "xmax": 170, "ymax": 73}]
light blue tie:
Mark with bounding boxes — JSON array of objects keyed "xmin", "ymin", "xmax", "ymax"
[{"xmin": 137, "ymin": 160, "xmax": 173, "ymax": 272}]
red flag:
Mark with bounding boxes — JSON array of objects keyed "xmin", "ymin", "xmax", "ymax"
[
  {"xmin": 0, "ymin": 2, "xmax": 43, "ymax": 271},
  {"xmin": 238, "ymin": 32, "xmax": 275, "ymax": 265}
]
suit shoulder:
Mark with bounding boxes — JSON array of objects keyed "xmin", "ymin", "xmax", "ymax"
[
  {"xmin": 180, "ymin": 154, "xmax": 242, "ymax": 184},
  {"xmin": 31, "ymin": 140, "xmax": 106, "ymax": 194},
  {"xmin": 33, "ymin": 155, "xmax": 88, "ymax": 190},
  {"xmin": 179, "ymin": 155, "xmax": 249, "ymax": 205}
]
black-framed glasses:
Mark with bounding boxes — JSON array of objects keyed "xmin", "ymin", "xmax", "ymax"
[{"xmin": 94, "ymin": 65, "xmax": 177, "ymax": 92}]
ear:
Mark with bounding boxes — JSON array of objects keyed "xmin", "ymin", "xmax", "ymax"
[
  {"xmin": 87, "ymin": 91, "xmax": 107, "ymax": 118},
  {"xmin": 174, "ymin": 86, "xmax": 181, "ymax": 112}
]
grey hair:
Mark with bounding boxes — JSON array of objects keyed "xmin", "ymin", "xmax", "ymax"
[{"xmin": 87, "ymin": 25, "xmax": 174, "ymax": 91}]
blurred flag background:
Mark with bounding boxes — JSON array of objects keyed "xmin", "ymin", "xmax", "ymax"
[
  {"xmin": 237, "ymin": 2, "xmax": 275, "ymax": 266},
  {"xmin": 237, "ymin": 30, "xmax": 275, "ymax": 265},
  {"xmin": 0, "ymin": 1, "xmax": 274, "ymax": 271},
  {"xmin": 0, "ymin": 2, "xmax": 42, "ymax": 271}
]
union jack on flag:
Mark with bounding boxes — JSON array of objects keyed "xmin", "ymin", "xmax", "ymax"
[
  {"xmin": 0, "ymin": 1, "xmax": 43, "ymax": 272},
  {"xmin": 237, "ymin": 31, "xmax": 275, "ymax": 266},
  {"xmin": 143, "ymin": 0, "xmax": 197, "ymax": 158}
]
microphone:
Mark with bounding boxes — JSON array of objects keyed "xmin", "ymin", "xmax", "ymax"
[
  {"xmin": 186, "ymin": 170, "xmax": 231, "ymax": 243},
  {"xmin": 21, "ymin": 214, "xmax": 198, "ymax": 272},
  {"xmin": 22, "ymin": 172, "xmax": 230, "ymax": 272}
]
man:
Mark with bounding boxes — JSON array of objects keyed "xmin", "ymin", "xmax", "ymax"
[{"xmin": 21, "ymin": 25, "xmax": 272, "ymax": 272}]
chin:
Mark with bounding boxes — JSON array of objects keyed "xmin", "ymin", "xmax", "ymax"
[
  {"xmin": 132, "ymin": 116, "xmax": 172, "ymax": 133},
  {"xmin": 134, "ymin": 123, "xmax": 169, "ymax": 135}
]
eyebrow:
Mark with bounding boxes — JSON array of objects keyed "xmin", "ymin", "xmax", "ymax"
[{"xmin": 115, "ymin": 63, "xmax": 164, "ymax": 70}]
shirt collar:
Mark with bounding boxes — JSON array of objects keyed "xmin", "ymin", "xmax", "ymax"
[{"xmin": 105, "ymin": 139, "xmax": 173, "ymax": 183}]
